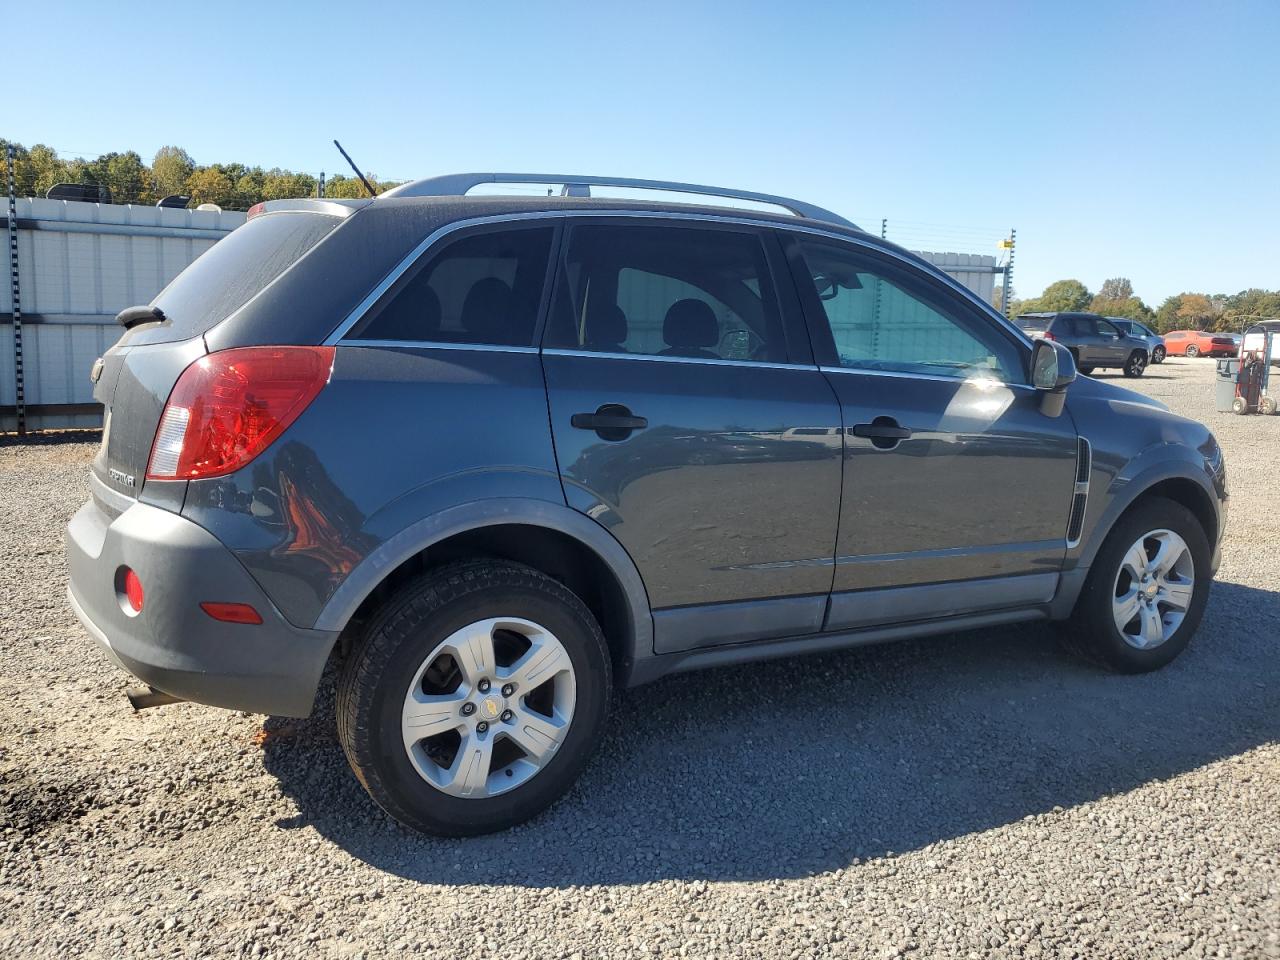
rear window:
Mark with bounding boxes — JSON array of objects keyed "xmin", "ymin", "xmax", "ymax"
[
  {"xmin": 1015, "ymin": 316, "xmax": 1050, "ymax": 334},
  {"xmin": 349, "ymin": 226, "xmax": 554, "ymax": 347},
  {"xmin": 147, "ymin": 213, "xmax": 340, "ymax": 343}
]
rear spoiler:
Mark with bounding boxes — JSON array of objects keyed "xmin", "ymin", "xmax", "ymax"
[{"xmin": 245, "ymin": 198, "xmax": 370, "ymax": 220}]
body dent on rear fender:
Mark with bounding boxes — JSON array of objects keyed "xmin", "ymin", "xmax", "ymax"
[
  {"xmin": 1064, "ymin": 383, "xmax": 1225, "ymax": 575},
  {"xmin": 313, "ymin": 496, "xmax": 655, "ymax": 672}
]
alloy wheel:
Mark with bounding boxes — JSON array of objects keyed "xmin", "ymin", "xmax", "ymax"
[
  {"xmin": 401, "ymin": 617, "xmax": 576, "ymax": 798},
  {"xmin": 1112, "ymin": 529, "xmax": 1195, "ymax": 650}
]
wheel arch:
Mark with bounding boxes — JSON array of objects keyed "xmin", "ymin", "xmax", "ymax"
[{"xmin": 315, "ymin": 499, "xmax": 654, "ymax": 687}]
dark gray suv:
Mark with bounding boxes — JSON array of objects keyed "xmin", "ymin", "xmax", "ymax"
[
  {"xmin": 1016, "ymin": 312, "xmax": 1151, "ymax": 377},
  {"xmin": 66, "ymin": 174, "xmax": 1227, "ymax": 835}
]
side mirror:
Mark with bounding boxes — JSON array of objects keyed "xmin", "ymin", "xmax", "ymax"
[{"xmin": 1031, "ymin": 338, "xmax": 1076, "ymax": 417}]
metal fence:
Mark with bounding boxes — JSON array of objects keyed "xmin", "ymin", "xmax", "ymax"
[
  {"xmin": 1, "ymin": 197, "xmax": 1004, "ymax": 433},
  {"xmin": 1, "ymin": 197, "xmax": 245, "ymax": 432}
]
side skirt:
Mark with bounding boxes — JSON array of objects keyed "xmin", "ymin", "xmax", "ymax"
[{"xmin": 625, "ymin": 606, "xmax": 1048, "ymax": 687}]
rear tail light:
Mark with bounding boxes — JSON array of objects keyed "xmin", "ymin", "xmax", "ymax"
[
  {"xmin": 1041, "ymin": 331, "xmax": 1056, "ymax": 341},
  {"xmin": 147, "ymin": 346, "xmax": 334, "ymax": 480},
  {"xmin": 245, "ymin": 202, "xmax": 267, "ymax": 220}
]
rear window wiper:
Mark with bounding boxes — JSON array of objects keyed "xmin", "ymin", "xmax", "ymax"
[{"xmin": 116, "ymin": 305, "xmax": 166, "ymax": 329}]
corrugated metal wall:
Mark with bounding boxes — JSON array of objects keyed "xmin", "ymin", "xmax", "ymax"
[{"xmin": 1, "ymin": 198, "xmax": 244, "ymax": 432}]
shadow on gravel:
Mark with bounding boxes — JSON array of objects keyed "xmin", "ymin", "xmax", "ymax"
[
  {"xmin": 261, "ymin": 580, "xmax": 1279, "ymax": 887},
  {"xmin": 0, "ymin": 429, "xmax": 101, "ymax": 448}
]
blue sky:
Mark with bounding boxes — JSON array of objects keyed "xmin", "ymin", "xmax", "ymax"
[{"xmin": 9, "ymin": 0, "xmax": 1278, "ymax": 304}]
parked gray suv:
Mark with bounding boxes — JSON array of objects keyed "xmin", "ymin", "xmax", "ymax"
[
  {"xmin": 66, "ymin": 174, "xmax": 1227, "ymax": 835},
  {"xmin": 1015, "ymin": 312, "xmax": 1151, "ymax": 377}
]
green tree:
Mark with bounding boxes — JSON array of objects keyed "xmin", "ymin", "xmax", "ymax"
[
  {"xmin": 1038, "ymin": 279, "xmax": 1092, "ymax": 312},
  {"xmin": 102, "ymin": 151, "xmax": 150, "ymax": 204},
  {"xmin": 1096, "ymin": 277, "xmax": 1134, "ymax": 302},
  {"xmin": 1174, "ymin": 293, "xmax": 1217, "ymax": 330},
  {"xmin": 151, "ymin": 145, "xmax": 194, "ymax": 197},
  {"xmin": 185, "ymin": 167, "xmax": 234, "ymax": 207}
]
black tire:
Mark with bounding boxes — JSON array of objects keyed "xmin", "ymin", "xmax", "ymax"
[
  {"xmin": 1185, "ymin": 344, "xmax": 1201, "ymax": 358},
  {"xmin": 1059, "ymin": 497, "xmax": 1211, "ymax": 673},
  {"xmin": 337, "ymin": 560, "xmax": 612, "ymax": 836},
  {"xmin": 1152, "ymin": 346, "xmax": 1166, "ymax": 364},
  {"xmin": 1122, "ymin": 351, "xmax": 1148, "ymax": 377},
  {"xmin": 1078, "ymin": 365, "xmax": 1096, "ymax": 375}
]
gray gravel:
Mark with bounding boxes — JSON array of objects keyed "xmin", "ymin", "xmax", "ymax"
[{"xmin": 1, "ymin": 359, "xmax": 1278, "ymax": 959}]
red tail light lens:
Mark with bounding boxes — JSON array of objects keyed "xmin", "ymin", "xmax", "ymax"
[
  {"xmin": 1042, "ymin": 331, "xmax": 1056, "ymax": 341},
  {"xmin": 147, "ymin": 346, "xmax": 334, "ymax": 480}
]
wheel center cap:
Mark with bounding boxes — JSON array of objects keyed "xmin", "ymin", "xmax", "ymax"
[
  {"xmin": 1144, "ymin": 582, "xmax": 1159, "ymax": 600},
  {"xmin": 478, "ymin": 695, "xmax": 504, "ymax": 721}
]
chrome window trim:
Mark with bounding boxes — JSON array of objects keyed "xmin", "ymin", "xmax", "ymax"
[
  {"xmin": 818, "ymin": 364, "xmax": 1037, "ymax": 392},
  {"xmin": 340, "ymin": 339, "xmax": 539, "ymax": 355},
  {"xmin": 326, "ymin": 208, "xmax": 1034, "ymax": 355},
  {"xmin": 543, "ymin": 347, "xmax": 816, "ymax": 372}
]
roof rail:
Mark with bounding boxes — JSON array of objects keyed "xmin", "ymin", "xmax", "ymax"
[{"xmin": 381, "ymin": 173, "xmax": 859, "ymax": 229}]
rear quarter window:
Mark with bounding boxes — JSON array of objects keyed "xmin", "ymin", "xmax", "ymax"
[{"xmin": 146, "ymin": 213, "xmax": 340, "ymax": 344}]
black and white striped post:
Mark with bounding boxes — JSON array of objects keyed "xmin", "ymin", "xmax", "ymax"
[{"xmin": 5, "ymin": 144, "xmax": 23, "ymax": 435}]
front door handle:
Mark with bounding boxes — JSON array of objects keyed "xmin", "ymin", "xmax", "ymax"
[
  {"xmin": 851, "ymin": 417, "xmax": 911, "ymax": 450},
  {"xmin": 571, "ymin": 404, "xmax": 648, "ymax": 441}
]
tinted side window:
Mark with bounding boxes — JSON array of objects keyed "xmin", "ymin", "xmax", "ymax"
[
  {"xmin": 796, "ymin": 239, "xmax": 1021, "ymax": 381},
  {"xmin": 545, "ymin": 223, "xmax": 788, "ymax": 363},
  {"xmin": 350, "ymin": 227, "xmax": 553, "ymax": 346}
]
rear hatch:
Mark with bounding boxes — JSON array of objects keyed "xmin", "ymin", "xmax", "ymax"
[
  {"xmin": 1015, "ymin": 315, "xmax": 1051, "ymax": 336},
  {"xmin": 91, "ymin": 209, "xmax": 346, "ymax": 513}
]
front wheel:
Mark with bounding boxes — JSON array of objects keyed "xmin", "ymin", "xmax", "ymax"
[
  {"xmin": 1123, "ymin": 351, "xmax": 1148, "ymax": 377},
  {"xmin": 337, "ymin": 561, "xmax": 612, "ymax": 836},
  {"xmin": 1186, "ymin": 344, "xmax": 1201, "ymax": 358},
  {"xmin": 1152, "ymin": 346, "xmax": 1166, "ymax": 363},
  {"xmin": 1059, "ymin": 497, "xmax": 1210, "ymax": 673}
]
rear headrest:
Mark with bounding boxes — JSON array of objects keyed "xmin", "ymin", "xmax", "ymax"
[
  {"xmin": 585, "ymin": 303, "xmax": 627, "ymax": 347},
  {"xmin": 460, "ymin": 277, "xmax": 515, "ymax": 342},
  {"xmin": 663, "ymin": 299, "xmax": 719, "ymax": 349}
]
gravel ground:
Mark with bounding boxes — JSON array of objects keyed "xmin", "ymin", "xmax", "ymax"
[{"xmin": 1, "ymin": 358, "xmax": 1277, "ymax": 959}]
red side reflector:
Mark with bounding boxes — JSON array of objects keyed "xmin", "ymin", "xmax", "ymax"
[
  {"xmin": 123, "ymin": 569, "xmax": 144, "ymax": 613},
  {"xmin": 200, "ymin": 602, "xmax": 263, "ymax": 625}
]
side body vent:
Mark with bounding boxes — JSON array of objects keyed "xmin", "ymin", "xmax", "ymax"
[{"xmin": 1066, "ymin": 437, "xmax": 1092, "ymax": 547}]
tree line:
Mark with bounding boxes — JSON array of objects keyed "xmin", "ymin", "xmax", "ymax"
[
  {"xmin": 0, "ymin": 139, "xmax": 397, "ymax": 209},
  {"xmin": 996, "ymin": 278, "xmax": 1280, "ymax": 334}
]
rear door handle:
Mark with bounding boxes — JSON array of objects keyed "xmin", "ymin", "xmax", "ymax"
[
  {"xmin": 571, "ymin": 404, "xmax": 648, "ymax": 440},
  {"xmin": 851, "ymin": 417, "xmax": 911, "ymax": 450}
]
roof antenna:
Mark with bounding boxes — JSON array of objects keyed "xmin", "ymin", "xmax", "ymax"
[{"xmin": 332, "ymin": 139, "xmax": 378, "ymax": 197}]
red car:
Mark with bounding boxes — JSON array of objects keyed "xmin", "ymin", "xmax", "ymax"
[{"xmin": 1162, "ymin": 330, "xmax": 1237, "ymax": 358}]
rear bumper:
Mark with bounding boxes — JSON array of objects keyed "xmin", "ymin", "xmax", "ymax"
[{"xmin": 65, "ymin": 498, "xmax": 339, "ymax": 717}]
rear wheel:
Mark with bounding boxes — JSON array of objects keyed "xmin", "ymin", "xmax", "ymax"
[
  {"xmin": 1122, "ymin": 351, "xmax": 1148, "ymax": 377},
  {"xmin": 337, "ymin": 560, "xmax": 612, "ymax": 836},
  {"xmin": 1186, "ymin": 344, "xmax": 1201, "ymax": 358},
  {"xmin": 1060, "ymin": 497, "xmax": 1210, "ymax": 673},
  {"xmin": 1260, "ymin": 396, "xmax": 1278, "ymax": 416}
]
